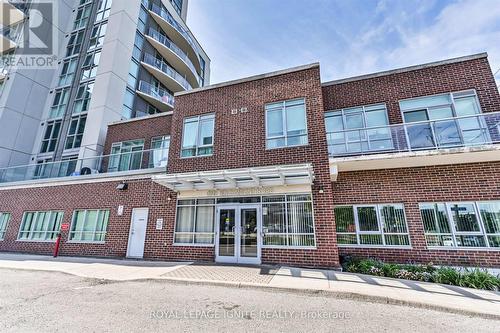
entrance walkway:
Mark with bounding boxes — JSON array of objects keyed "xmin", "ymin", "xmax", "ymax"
[{"xmin": 0, "ymin": 253, "xmax": 498, "ymax": 318}]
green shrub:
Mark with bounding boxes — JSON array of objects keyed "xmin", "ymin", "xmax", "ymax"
[{"xmin": 342, "ymin": 257, "xmax": 500, "ymax": 291}]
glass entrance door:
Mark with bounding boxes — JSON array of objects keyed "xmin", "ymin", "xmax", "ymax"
[{"xmin": 216, "ymin": 205, "xmax": 261, "ymax": 264}]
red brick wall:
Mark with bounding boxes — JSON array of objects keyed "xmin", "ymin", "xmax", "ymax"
[
  {"xmin": 322, "ymin": 56, "xmax": 500, "ymax": 123},
  {"xmin": 167, "ymin": 66, "xmax": 340, "ymax": 268},
  {"xmin": 103, "ymin": 114, "xmax": 172, "ymax": 155},
  {"xmin": 0, "ymin": 180, "xmax": 213, "ymax": 262},
  {"xmin": 332, "ymin": 162, "xmax": 500, "ymax": 267}
]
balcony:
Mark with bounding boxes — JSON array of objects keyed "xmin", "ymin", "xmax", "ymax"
[
  {"xmin": 0, "ymin": 147, "xmax": 169, "ymax": 185},
  {"xmin": 146, "ymin": 28, "xmax": 200, "ymax": 88},
  {"xmin": 328, "ymin": 111, "xmax": 500, "ymax": 172},
  {"xmin": 148, "ymin": 3, "xmax": 201, "ymax": 72},
  {"xmin": 136, "ymin": 80, "xmax": 174, "ymax": 112},
  {"xmin": 0, "ymin": 1, "xmax": 25, "ymax": 27},
  {"xmin": 141, "ymin": 53, "xmax": 191, "ymax": 93}
]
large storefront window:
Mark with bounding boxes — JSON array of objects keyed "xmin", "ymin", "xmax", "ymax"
[
  {"xmin": 335, "ymin": 204, "xmax": 410, "ymax": 246},
  {"xmin": 420, "ymin": 201, "xmax": 500, "ymax": 248},
  {"xmin": 174, "ymin": 199, "xmax": 215, "ymax": 245},
  {"xmin": 262, "ymin": 194, "xmax": 315, "ymax": 247},
  {"xmin": 0, "ymin": 213, "xmax": 11, "ymax": 240},
  {"xmin": 18, "ymin": 211, "xmax": 64, "ymax": 241},
  {"xmin": 69, "ymin": 209, "xmax": 110, "ymax": 243}
]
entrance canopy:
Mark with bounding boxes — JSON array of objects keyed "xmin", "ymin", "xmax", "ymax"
[{"xmin": 153, "ymin": 164, "xmax": 314, "ymax": 192}]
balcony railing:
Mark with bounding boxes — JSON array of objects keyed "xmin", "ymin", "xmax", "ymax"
[
  {"xmin": 147, "ymin": 27, "xmax": 200, "ymax": 82},
  {"xmin": 150, "ymin": 3, "xmax": 198, "ymax": 56},
  {"xmin": 327, "ymin": 111, "xmax": 500, "ymax": 157},
  {"xmin": 142, "ymin": 53, "xmax": 191, "ymax": 91},
  {"xmin": 137, "ymin": 80, "xmax": 174, "ymax": 107},
  {"xmin": 0, "ymin": 148, "xmax": 169, "ymax": 184}
]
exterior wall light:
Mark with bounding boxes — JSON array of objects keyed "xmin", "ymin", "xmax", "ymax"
[{"xmin": 116, "ymin": 182, "xmax": 128, "ymax": 191}]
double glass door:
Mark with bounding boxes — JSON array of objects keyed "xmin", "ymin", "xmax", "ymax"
[{"xmin": 216, "ymin": 205, "xmax": 261, "ymax": 264}]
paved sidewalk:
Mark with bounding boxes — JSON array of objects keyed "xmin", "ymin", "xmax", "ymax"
[{"xmin": 0, "ymin": 253, "xmax": 499, "ymax": 319}]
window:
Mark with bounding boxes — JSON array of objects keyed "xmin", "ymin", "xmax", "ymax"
[
  {"xmin": 420, "ymin": 201, "xmax": 500, "ymax": 248},
  {"xmin": 174, "ymin": 199, "xmax": 215, "ymax": 245},
  {"xmin": 73, "ymin": 81, "xmax": 94, "ymax": 114},
  {"xmin": 18, "ymin": 211, "xmax": 63, "ymax": 241},
  {"xmin": 265, "ymin": 98, "xmax": 308, "ymax": 149},
  {"xmin": 81, "ymin": 50, "xmax": 101, "ymax": 81},
  {"xmin": 73, "ymin": 3, "xmax": 92, "ymax": 29},
  {"xmin": 34, "ymin": 159, "xmax": 53, "ymax": 179},
  {"xmin": 65, "ymin": 115, "xmax": 87, "ymax": 150},
  {"xmin": 0, "ymin": 213, "xmax": 11, "ymax": 240},
  {"xmin": 66, "ymin": 30, "xmax": 85, "ymax": 57},
  {"xmin": 181, "ymin": 114, "xmax": 214, "ymax": 157},
  {"xmin": 127, "ymin": 60, "xmax": 140, "ymax": 88},
  {"xmin": 137, "ymin": 6, "xmax": 148, "ymax": 34},
  {"xmin": 132, "ymin": 32, "xmax": 144, "ymax": 61},
  {"xmin": 58, "ymin": 156, "xmax": 78, "ymax": 177},
  {"xmin": 58, "ymin": 58, "xmax": 78, "ymax": 86},
  {"xmin": 325, "ymin": 103, "xmax": 392, "ymax": 155},
  {"xmin": 149, "ymin": 136, "xmax": 170, "ymax": 168},
  {"xmin": 88, "ymin": 21, "xmax": 107, "ymax": 50},
  {"xmin": 69, "ymin": 209, "xmax": 110, "ymax": 242},
  {"xmin": 170, "ymin": 0, "xmax": 183, "ymax": 16},
  {"xmin": 49, "ymin": 88, "xmax": 70, "ymax": 119},
  {"xmin": 40, "ymin": 120, "xmax": 62, "ymax": 153},
  {"xmin": 109, "ymin": 139, "xmax": 145, "ymax": 172},
  {"xmin": 95, "ymin": 0, "xmax": 112, "ymax": 22},
  {"xmin": 263, "ymin": 194, "xmax": 315, "ymax": 247},
  {"xmin": 335, "ymin": 204, "xmax": 410, "ymax": 246},
  {"xmin": 400, "ymin": 90, "xmax": 488, "ymax": 149},
  {"xmin": 122, "ymin": 88, "xmax": 135, "ymax": 119}
]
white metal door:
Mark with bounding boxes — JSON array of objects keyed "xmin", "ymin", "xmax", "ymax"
[
  {"xmin": 127, "ymin": 208, "xmax": 149, "ymax": 258},
  {"xmin": 215, "ymin": 205, "xmax": 261, "ymax": 264}
]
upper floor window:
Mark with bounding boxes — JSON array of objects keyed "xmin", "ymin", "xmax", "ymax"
[
  {"xmin": 0, "ymin": 213, "xmax": 11, "ymax": 240},
  {"xmin": 325, "ymin": 103, "xmax": 391, "ymax": 156},
  {"xmin": 73, "ymin": 3, "xmax": 92, "ymax": 30},
  {"xmin": 400, "ymin": 90, "xmax": 488, "ymax": 149},
  {"xmin": 88, "ymin": 21, "xmax": 107, "ymax": 50},
  {"xmin": 109, "ymin": 139, "xmax": 145, "ymax": 172},
  {"xmin": 150, "ymin": 136, "xmax": 170, "ymax": 168},
  {"xmin": 66, "ymin": 30, "xmax": 85, "ymax": 57},
  {"xmin": 181, "ymin": 114, "xmax": 214, "ymax": 157},
  {"xmin": 65, "ymin": 115, "xmax": 87, "ymax": 150},
  {"xmin": 73, "ymin": 81, "xmax": 94, "ymax": 114},
  {"xmin": 81, "ymin": 50, "xmax": 101, "ymax": 81},
  {"xmin": 95, "ymin": 0, "xmax": 113, "ymax": 22},
  {"xmin": 335, "ymin": 204, "xmax": 410, "ymax": 247},
  {"xmin": 58, "ymin": 58, "xmax": 78, "ymax": 86},
  {"xmin": 265, "ymin": 98, "xmax": 308, "ymax": 149},
  {"xmin": 49, "ymin": 88, "xmax": 70, "ymax": 119},
  {"xmin": 40, "ymin": 120, "xmax": 62, "ymax": 153},
  {"xmin": 420, "ymin": 201, "xmax": 500, "ymax": 249}
]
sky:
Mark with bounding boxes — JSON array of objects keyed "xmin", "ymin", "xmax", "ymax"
[{"xmin": 187, "ymin": 0, "xmax": 500, "ymax": 86}]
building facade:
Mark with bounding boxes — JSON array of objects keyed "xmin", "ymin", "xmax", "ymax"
[
  {"xmin": 0, "ymin": 0, "xmax": 210, "ymax": 179},
  {"xmin": 0, "ymin": 53, "xmax": 499, "ymax": 269}
]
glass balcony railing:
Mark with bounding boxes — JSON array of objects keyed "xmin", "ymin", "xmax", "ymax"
[
  {"xmin": 142, "ymin": 53, "xmax": 191, "ymax": 91},
  {"xmin": 0, "ymin": 148, "xmax": 169, "ymax": 184},
  {"xmin": 137, "ymin": 80, "xmax": 174, "ymax": 107},
  {"xmin": 147, "ymin": 27, "xmax": 200, "ymax": 82},
  {"xmin": 327, "ymin": 111, "xmax": 500, "ymax": 157},
  {"xmin": 150, "ymin": 3, "xmax": 199, "ymax": 57}
]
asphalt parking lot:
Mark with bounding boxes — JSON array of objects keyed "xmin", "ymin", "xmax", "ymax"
[{"xmin": 0, "ymin": 268, "xmax": 497, "ymax": 332}]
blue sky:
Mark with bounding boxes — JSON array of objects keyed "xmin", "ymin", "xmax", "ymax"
[{"xmin": 187, "ymin": 0, "xmax": 500, "ymax": 86}]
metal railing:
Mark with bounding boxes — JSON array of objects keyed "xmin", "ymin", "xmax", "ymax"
[
  {"xmin": 142, "ymin": 53, "xmax": 191, "ymax": 91},
  {"xmin": 147, "ymin": 27, "xmax": 200, "ymax": 83},
  {"xmin": 0, "ymin": 148, "xmax": 169, "ymax": 184},
  {"xmin": 150, "ymin": 3, "xmax": 199, "ymax": 57},
  {"xmin": 327, "ymin": 111, "xmax": 500, "ymax": 157},
  {"xmin": 137, "ymin": 80, "xmax": 175, "ymax": 107}
]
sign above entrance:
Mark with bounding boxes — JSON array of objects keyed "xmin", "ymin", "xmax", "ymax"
[{"xmin": 178, "ymin": 184, "xmax": 312, "ymax": 199}]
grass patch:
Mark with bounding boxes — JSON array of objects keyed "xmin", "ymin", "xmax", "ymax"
[{"xmin": 341, "ymin": 257, "xmax": 500, "ymax": 291}]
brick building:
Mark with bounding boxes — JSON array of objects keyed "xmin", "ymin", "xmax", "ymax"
[{"xmin": 0, "ymin": 53, "xmax": 499, "ymax": 268}]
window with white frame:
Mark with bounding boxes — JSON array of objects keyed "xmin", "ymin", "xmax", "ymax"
[
  {"xmin": 265, "ymin": 98, "xmax": 308, "ymax": 149},
  {"xmin": 88, "ymin": 21, "xmax": 107, "ymax": 50},
  {"xmin": 40, "ymin": 120, "xmax": 62, "ymax": 153},
  {"xmin": 262, "ymin": 194, "xmax": 315, "ymax": 247},
  {"xmin": 325, "ymin": 103, "xmax": 392, "ymax": 155},
  {"xmin": 81, "ymin": 50, "xmax": 101, "ymax": 81},
  {"xmin": 420, "ymin": 201, "xmax": 500, "ymax": 248},
  {"xmin": 73, "ymin": 81, "xmax": 94, "ymax": 114},
  {"xmin": 400, "ymin": 90, "xmax": 488, "ymax": 149},
  {"xmin": 174, "ymin": 199, "xmax": 215, "ymax": 245},
  {"xmin": 0, "ymin": 213, "xmax": 11, "ymax": 240},
  {"xmin": 109, "ymin": 139, "xmax": 145, "ymax": 172},
  {"xmin": 69, "ymin": 209, "xmax": 110, "ymax": 242},
  {"xmin": 73, "ymin": 3, "xmax": 92, "ymax": 30},
  {"xmin": 149, "ymin": 136, "xmax": 170, "ymax": 168},
  {"xmin": 65, "ymin": 115, "xmax": 87, "ymax": 150},
  {"xmin": 58, "ymin": 58, "xmax": 78, "ymax": 86},
  {"xmin": 18, "ymin": 211, "xmax": 63, "ymax": 241},
  {"xmin": 49, "ymin": 88, "xmax": 70, "ymax": 119},
  {"xmin": 95, "ymin": 0, "xmax": 112, "ymax": 22},
  {"xmin": 181, "ymin": 114, "xmax": 214, "ymax": 157},
  {"xmin": 335, "ymin": 204, "xmax": 410, "ymax": 246},
  {"xmin": 66, "ymin": 30, "xmax": 85, "ymax": 57}
]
